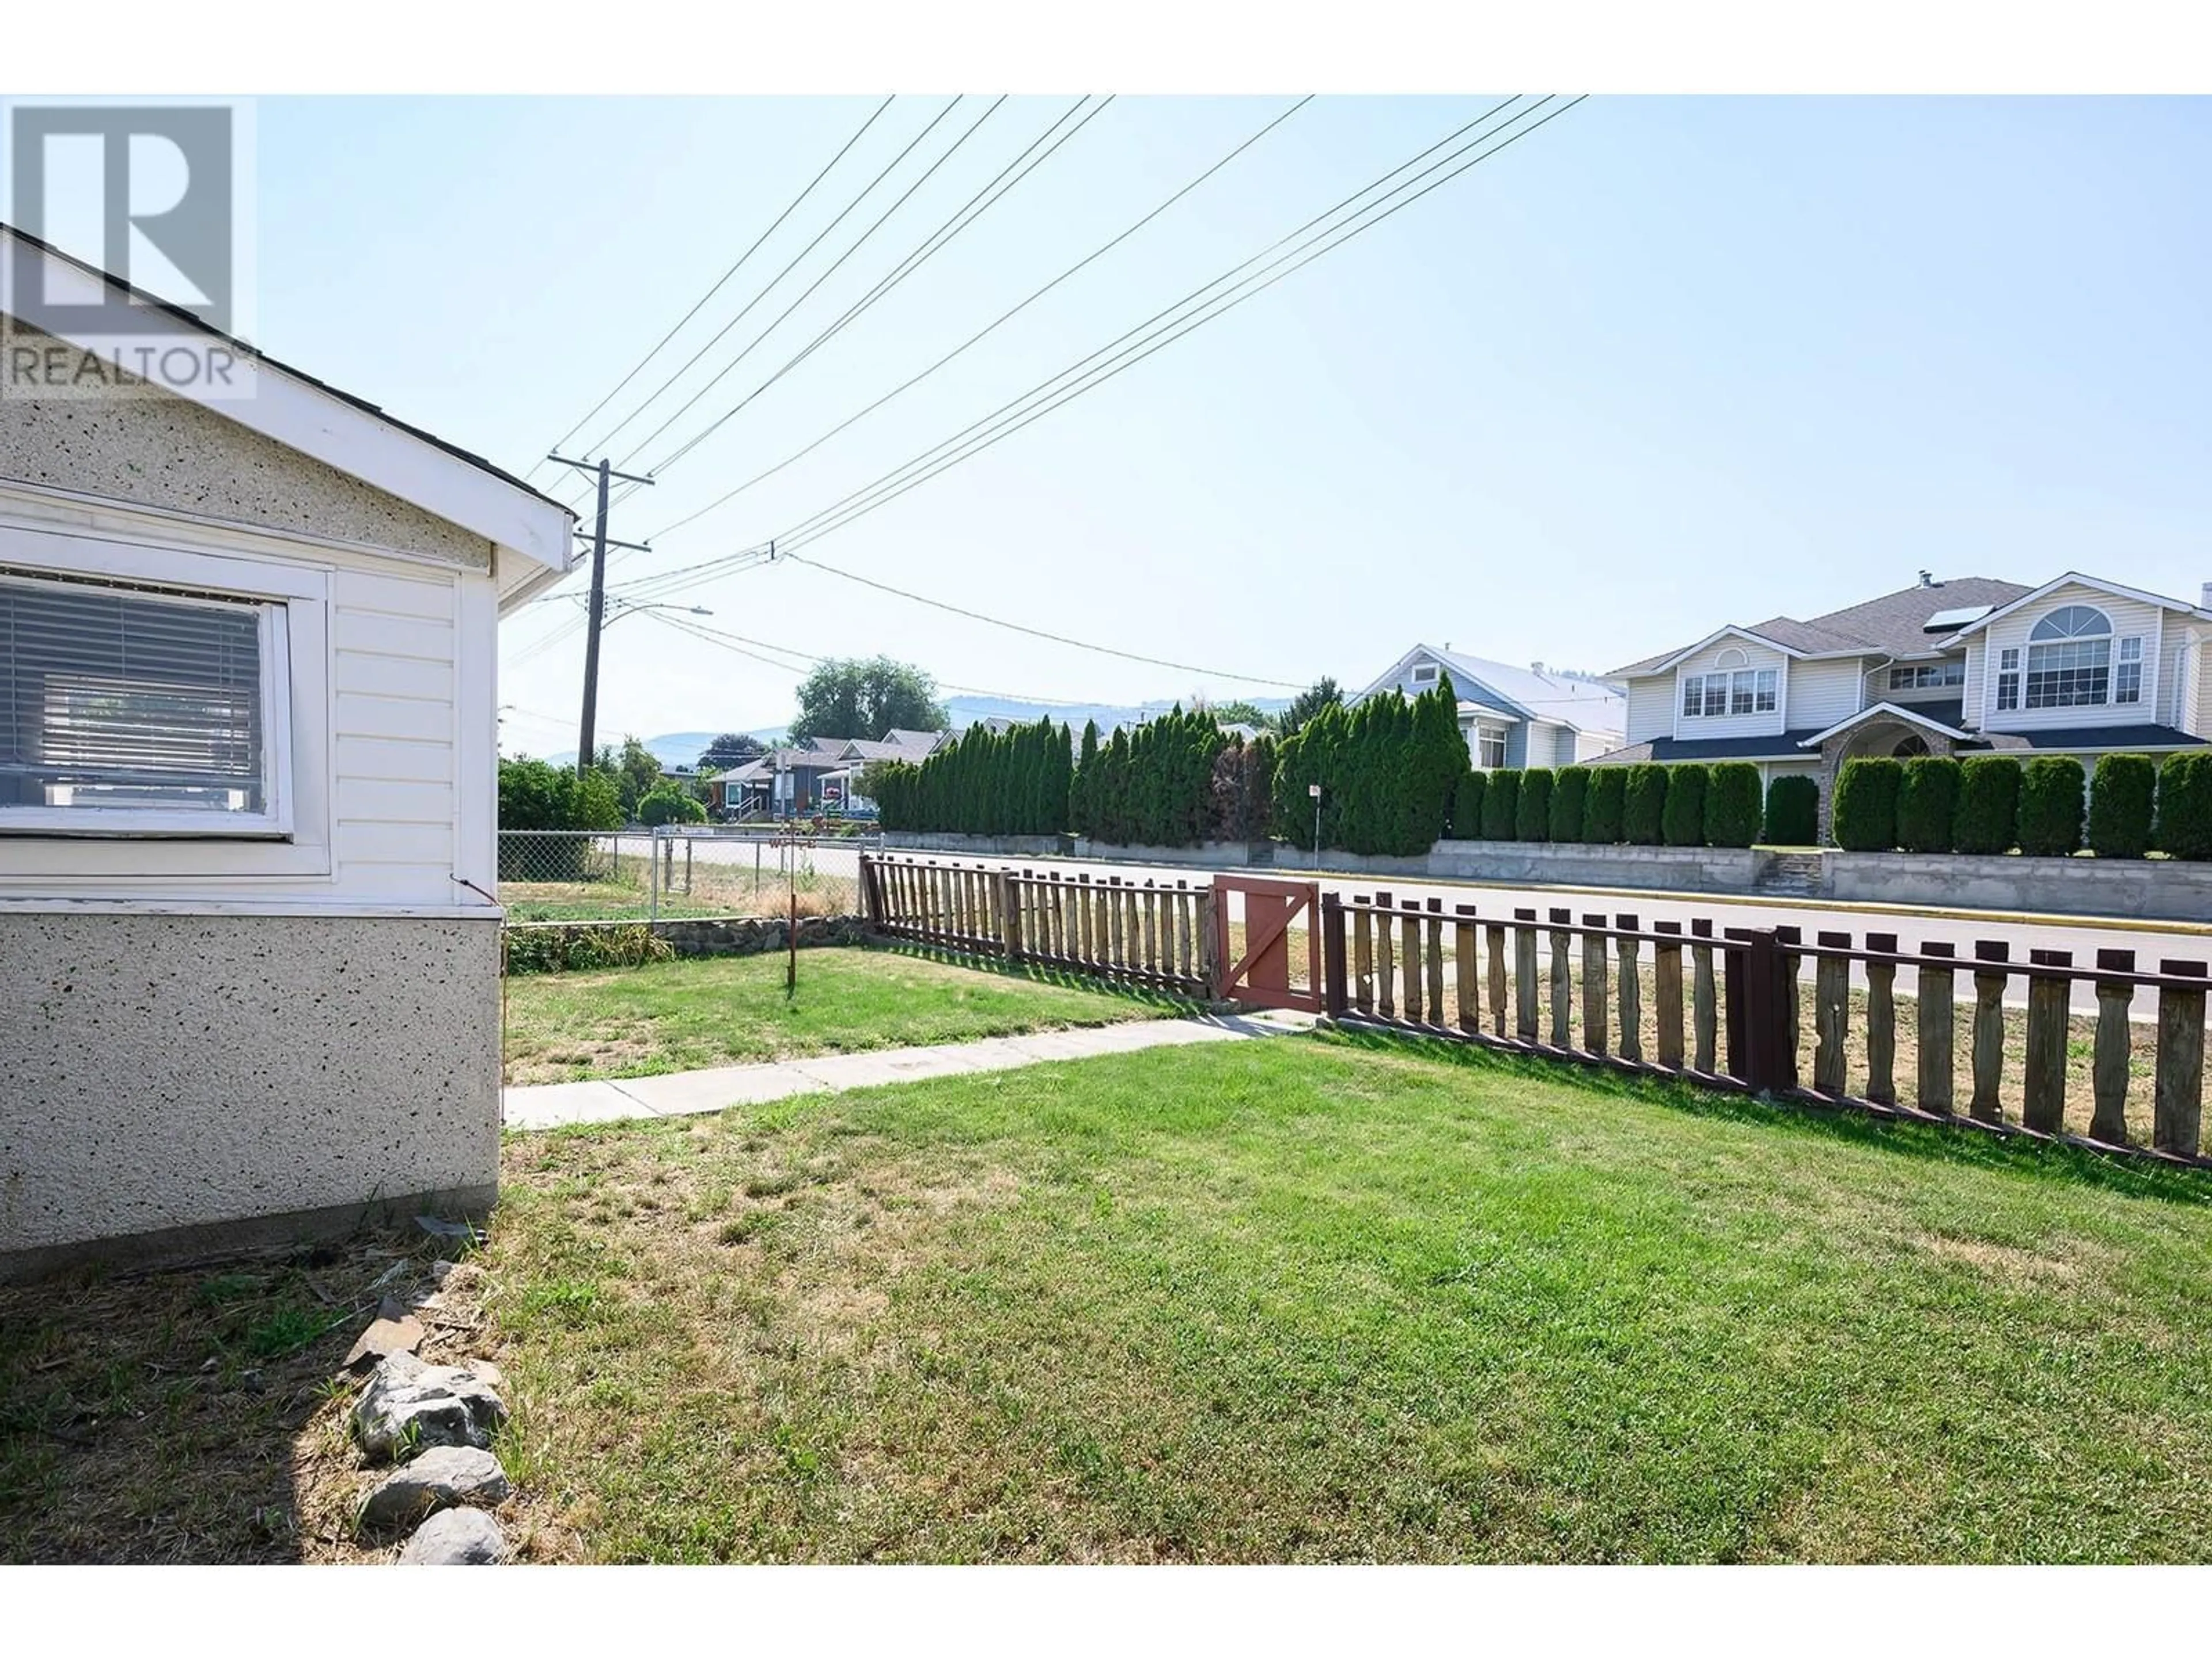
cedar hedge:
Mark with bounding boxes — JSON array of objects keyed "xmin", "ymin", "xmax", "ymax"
[
  {"xmin": 1832, "ymin": 758, "xmax": 1902, "ymax": 851},
  {"xmin": 1704, "ymin": 763, "xmax": 1762, "ymax": 849},
  {"xmin": 1550, "ymin": 766, "xmax": 1590, "ymax": 843},
  {"xmin": 1895, "ymin": 756, "xmax": 1962, "ymax": 854},
  {"xmin": 1623, "ymin": 764, "xmax": 1668, "ymax": 846},
  {"xmin": 1954, "ymin": 756, "xmax": 2021, "ymax": 855},
  {"xmin": 1481, "ymin": 768, "xmax": 1521, "ymax": 841},
  {"xmin": 1516, "ymin": 768, "xmax": 1555, "ymax": 842},
  {"xmin": 1661, "ymin": 763, "xmax": 1709, "ymax": 848},
  {"xmin": 2087, "ymin": 753, "xmax": 2157, "ymax": 859},
  {"xmin": 2158, "ymin": 752, "xmax": 2212, "ymax": 861},
  {"xmin": 1450, "ymin": 768, "xmax": 1486, "ymax": 840},
  {"xmin": 1585, "ymin": 767, "xmax": 1627, "ymax": 844},
  {"xmin": 1762, "ymin": 774, "xmax": 1819, "ymax": 847},
  {"xmin": 2016, "ymin": 756, "xmax": 2086, "ymax": 858}
]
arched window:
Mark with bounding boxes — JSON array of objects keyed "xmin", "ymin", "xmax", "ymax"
[
  {"xmin": 2014, "ymin": 603, "xmax": 2134, "ymax": 710},
  {"xmin": 1893, "ymin": 735, "xmax": 1930, "ymax": 759},
  {"xmin": 1714, "ymin": 646, "xmax": 1748, "ymax": 669},
  {"xmin": 2029, "ymin": 605, "xmax": 2112, "ymax": 642}
]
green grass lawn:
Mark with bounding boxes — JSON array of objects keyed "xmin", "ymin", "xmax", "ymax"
[
  {"xmin": 480, "ymin": 1031, "xmax": 2212, "ymax": 1562},
  {"xmin": 503, "ymin": 947, "xmax": 1183, "ymax": 1084}
]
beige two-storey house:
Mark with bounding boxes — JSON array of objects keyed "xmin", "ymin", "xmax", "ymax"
[{"xmin": 1589, "ymin": 573, "xmax": 2212, "ymax": 818}]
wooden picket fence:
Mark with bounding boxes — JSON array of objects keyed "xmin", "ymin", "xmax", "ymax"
[
  {"xmin": 1321, "ymin": 891, "xmax": 2211, "ymax": 1165},
  {"xmin": 860, "ymin": 853, "xmax": 1217, "ymax": 998}
]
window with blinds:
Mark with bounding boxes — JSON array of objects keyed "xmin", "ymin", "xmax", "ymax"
[{"xmin": 1, "ymin": 571, "xmax": 277, "ymax": 828}]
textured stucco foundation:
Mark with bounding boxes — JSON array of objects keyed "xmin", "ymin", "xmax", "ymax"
[{"xmin": 0, "ymin": 914, "xmax": 500, "ymax": 1276}]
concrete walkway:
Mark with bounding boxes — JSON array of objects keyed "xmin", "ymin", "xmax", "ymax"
[{"xmin": 503, "ymin": 1010, "xmax": 1313, "ymax": 1131}]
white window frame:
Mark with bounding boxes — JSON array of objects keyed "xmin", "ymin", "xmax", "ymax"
[
  {"xmin": 1889, "ymin": 660, "xmax": 1964, "ymax": 691},
  {"xmin": 1, "ymin": 567, "xmax": 294, "ymax": 837},
  {"xmin": 2116, "ymin": 634, "xmax": 2145, "ymax": 706},
  {"xmin": 1409, "ymin": 662, "xmax": 1440, "ymax": 687},
  {"xmin": 1995, "ymin": 647, "xmax": 2021, "ymax": 711},
  {"xmin": 1475, "ymin": 724, "xmax": 1508, "ymax": 770},
  {"xmin": 0, "ymin": 520, "xmax": 331, "ymax": 880}
]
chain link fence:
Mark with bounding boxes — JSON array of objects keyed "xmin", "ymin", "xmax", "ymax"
[{"xmin": 499, "ymin": 828, "xmax": 874, "ymax": 923}]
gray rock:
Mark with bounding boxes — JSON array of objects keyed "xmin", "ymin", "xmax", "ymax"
[
  {"xmin": 358, "ymin": 1444, "xmax": 512, "ymax": 1533},
  {"xmin": 343, "ymin": 1313, "xmax": 426, "ymax": 1372},
  {"xmin": 350, "ymin": 1350, "xmax": 507, "ymax": 1461},
  {"xmin": 398, "ymin": 1505, "xmax": 506, "ymax": 1565}
]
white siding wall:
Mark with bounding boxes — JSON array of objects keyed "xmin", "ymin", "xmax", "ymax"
[
  {"xmin": 331, "ymin": 566, "xmax": 461, "ymax": 902},
  {"xmin": 1671, "ymin": 639, "xmax": 1791, "ymax": 741},
  {"xmin": 1976, "ymin": 584, "xmax": 2169, "ymax": 733},
  {"xmin": 1960, "ymin": 642, "xmax": 1986, "ymax": 730},
  {"xmin": 1788, "ymin": 656, "xmax": 1870, "ymax": 731},
  {"xmin": 1624, "ymin": 675, "xmax": 1675, "ymax": 743}
]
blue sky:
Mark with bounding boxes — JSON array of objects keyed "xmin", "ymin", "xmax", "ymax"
[{"xmin": 244, "ymin": 96, "xmax": 2211, "ymax": 751}]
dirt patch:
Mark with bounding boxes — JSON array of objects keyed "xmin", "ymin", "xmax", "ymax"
[{"xmin": 1908, "ymin": 1232, "xmax": 2109, "ymax": 1288}]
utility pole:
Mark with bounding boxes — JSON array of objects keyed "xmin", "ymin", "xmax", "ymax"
[{"xmin": 547, "ymin": 454, "xmax": 654, "ymax": 775}]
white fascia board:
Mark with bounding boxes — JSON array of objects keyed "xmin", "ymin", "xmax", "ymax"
[
  {"xmin": 5, "ymin": 229, "xmax": 576, "ymax": 580},
  {"xmin": 1797, "ymin": 701, "xmax": 1975, "ymax": 748},
  {"xmin": 1645, "ymin": 624, "xmax": 1810, "ymax": 675},
  {"xmin": 1942, "ymin": 571, "xmax": 2212, "ymax": 639}
]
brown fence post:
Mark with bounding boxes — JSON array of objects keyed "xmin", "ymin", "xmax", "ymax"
[
  {"xmin": 1514, "ymin": 907, "xmax": 1539, "ymax": 1044},
  {"xmin": 1918, "ymin": 942, "xmax": 1957, "ymax": 1115},
  {"xmin": 1321, "ymin": 892, "xmax": 1347, "ymax": 1017},
  {"xmin": 1774, "ymin": 925, "xmax": 1804, "ymax": 1090},
  {"xmin": 1581, "ymin": 913, "xmax": 1609, "ymax": 1057},
  {"xmin": 1723, "ymin": 927, "xmax": 1749, "ymax": 1078},
  {"xmin": 1691, "ymin": 919, "xmax": 1717, "ymax": 1074},
  {"xmin": 2021, "ymin": 949, "xmax": 2072, "ymax": 1135},
  {"xmin": 1353, "ymin": 900, "xmax": 1375, "ymax": 1015},
  {"xmin": 1426, "ymin": 898, "xmax": 1446, "ymax": 1025},
  {"xmin": 1734, "ymin": 929, "xmax": 1789, "ymax": 1093},
  {"xmin": 1197, "ymin": 885, "xmax": 1221, "ymax": 998},
  {"xmin": 1548, "ymin": 908, "xmax": 1573, "ymax": 1050},
  {"xmin": 1971, "ymin": 941, "xmax": 2010, "ymax": 1124},
  {"xmin": 1453, "ymin": 905, "xmax": 1478, "ymax": 1034},
  {"xmin": 1864, "ymin": 931, "xmax": 1897, "ymax": 1107},
  {"xmin": 1376, "ymin": 891, "xmax": 1396, "ymax": 1020},
  {"xmin": 2155, "ymin": 959, "xmax": 2206, "ymax": 1159},
  {"xmin": 1400, "ymin": 902, "xmax": 1423, "ymax": 1024},
  {"xmin": 1813, "ymin": 931, "xmax": 1851, "ymax": 1096},
  {"xmin": 1653, "ymin": 920, "xmax": 1684, "ymax": 1070},
  {"xmin": 1616, "ymin": 914, "xmax": 1642, "ymax": 1065},
  {"xmin": 2091, "ymin": 948, "xmax": 2134, "ymax": 1145},
  {"xmin": 1486, "ymin": 919, "xmax": 1509, "ymax": 1039}
]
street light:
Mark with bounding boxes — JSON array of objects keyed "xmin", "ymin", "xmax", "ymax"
[
  {"xmin": 1309, "ymin": 781, "xmax": 1322, "ymax": 860},
  {"xmin": 603, "ymin": 600, "xmax": 712, "ymax": 629}
]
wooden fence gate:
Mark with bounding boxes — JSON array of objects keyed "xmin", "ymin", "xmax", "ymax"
[{"xmin": 1211, "ymin": 874, "xmax": 1321, "ymax": 1013}]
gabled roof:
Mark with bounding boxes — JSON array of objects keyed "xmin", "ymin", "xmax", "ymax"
[
  {"xmin": 1358, "ymin": 644, "xmax": 1626, "ymax": 734},
  {"xmin": 1612, "ymin": 577, "xmax": 2035, "ymax": 676},
  {"xmin": 1797, "ymin": 701, "xmax": 1975, "ymax": 748},
  {"xmin": 1934, "ymin": 572, "xmax": 2212, "ymax": 640},
  {"xmin": 1, "ymin": 222, "xmax": 575, "ymax": 609}
]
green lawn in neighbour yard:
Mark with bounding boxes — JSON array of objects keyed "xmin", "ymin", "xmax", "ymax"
[
  {"xmin": 482, "ymin": 1032, "xmax": 2212, "ymax": 1563},
  {"xmin": 502, "ymin": 947, "xmax": 1183, "ymax": 1084}
]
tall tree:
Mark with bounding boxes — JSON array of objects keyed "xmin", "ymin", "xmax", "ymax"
[
  {"xmin": 698, "ymin": 732, "xmax": 766, "ymax": 768},
  {"xmin": 787, "ymin": 656, "xmax": 949, "ymax": 744},
  {"xmin": 1274, "ymin": 677, "xmax": 1343, "ymax": 739}
]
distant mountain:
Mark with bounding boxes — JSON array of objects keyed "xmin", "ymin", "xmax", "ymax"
[{"xmin": 533, "ymin": 728, "xmax": 786, "ymax": 771}]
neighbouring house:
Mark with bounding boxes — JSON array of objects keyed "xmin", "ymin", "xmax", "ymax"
[
  {"xmin": 1356, "ymin": 645, "xmax": 1627, "ymax": 770},
  {"xmin": 1589, "ymin": 571, "xmax": 2212, "ymax": 823},
  {"xmin": 0, "ymin": 225, "xmax": 574, "ymax": 1278},
  {"xmin": 711, "ymin": 728, "xmax": 949, "ymax": 817}
]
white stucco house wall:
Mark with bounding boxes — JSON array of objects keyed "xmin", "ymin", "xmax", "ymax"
[
  {"xmin": 0, "ymin": 225, "xmax": 574, "ymax": 1278},
  {"xmin": 1355, "ymin": 644, "xmax": 1626, "ymax": 770},
  {"xmin": 1589, "ymin": 572, "xmax": 2212, "ymax": 825}
]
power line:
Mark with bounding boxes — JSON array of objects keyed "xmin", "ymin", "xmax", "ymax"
[
  {"xmin": 613, "ymin": 94, "xmax": 1567, "ymax": 608},
  {"xmin": 644, "ymin": 94, "xmax": 1311, "ymax": 543},
  {"xmin": 635, "ymin": 95, "xmax": 1111, "ymax": 486},
  {"xmin": 558, "ymin": 96, "xmax": 969, "ymax": 490},
  {"xmin": 528, "ymin": 96, "xmax": 896, "ymax": 486},
  {"xmin": 607, "ymin": 96, "xmax": 1006, "ymax": 474}
]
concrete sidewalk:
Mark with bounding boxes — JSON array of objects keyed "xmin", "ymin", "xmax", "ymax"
[{"xmin": 503, "ymin": 1010, "xmax": 1313, "ymax": 1131}]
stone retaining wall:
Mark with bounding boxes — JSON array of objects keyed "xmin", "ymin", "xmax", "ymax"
[
  {"xmin": 1823, "ymin": 853, "xmax": 2212, "ymax": 923},
  {"xmin": 1427, "ymin": 839, "xmax": 1771, "ymax": 893},
  {"xmin": 505, "ymin": 914, "xmax": 870, "ymax": 960}
]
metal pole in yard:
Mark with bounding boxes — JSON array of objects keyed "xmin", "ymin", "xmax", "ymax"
[
  {"xmin": 649, "ymin": 827, "xmax": 661, "ymax": 923},
  {"xmin": 787, "ymin": 863, "xmax": 798, "ymax": 998},
  {"xmin": 1310, "ymin": 782, "xmax": 1322, "ymax": 865}
]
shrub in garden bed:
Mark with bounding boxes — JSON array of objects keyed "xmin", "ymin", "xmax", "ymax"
[
  {"xmin": 1661, "ymin": 764, "xmax": 1708, "ymax": 849},
  {"xmin": 1480, "ymin": 769, "xmax": 1520, "ymax": 840},
  {"xmin": 1761, "ymin": 774, "xmax": 1819, "ymax": 846},
  {"xmin": 1623, "ymin": 764, "xmax": 1668, "ymax": 846},
  {"xmin": 1895, "ymin": 756, "xmax": 1963, "ymax": 854},
  {"xmin": 1955, "ymin": 756, "xmax": 2022, "ymax": 855},
  {"xmin": 1585, "ymin": 767, "xmax": 1627, "ymax": 843},
  {"xmin": 1704, "ymin": 763, "xmax": 1761, "ymax": 849},
  {"xmin": 1550, "ymin": 767, "xmax": 1590, "ymax": 843},
  {"xmin": 1450, "ymin": 770, "xmax": 1486, "ymax": 840},
  {"xmin": 2157, "ymin": 752, "xmax": 2212, "ymax": 861},
  {"xmin": 1516, "ymin": 769, "xmax": 1555, "ymax": 842},
  {"xmin": 1832, "ymin": 758, "xmax": 1902, "ymax": 851},
  {"xmin": 2017, "ymin": 757, "xmax": 2086, "ymax": 858},
  {"xmin": 2086, "ymin": 754, "xmax": 2157, "ymax": 859},
  {"xmin": 505, "ymin": 923, "xmax": 675, "ymax": 976}
]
